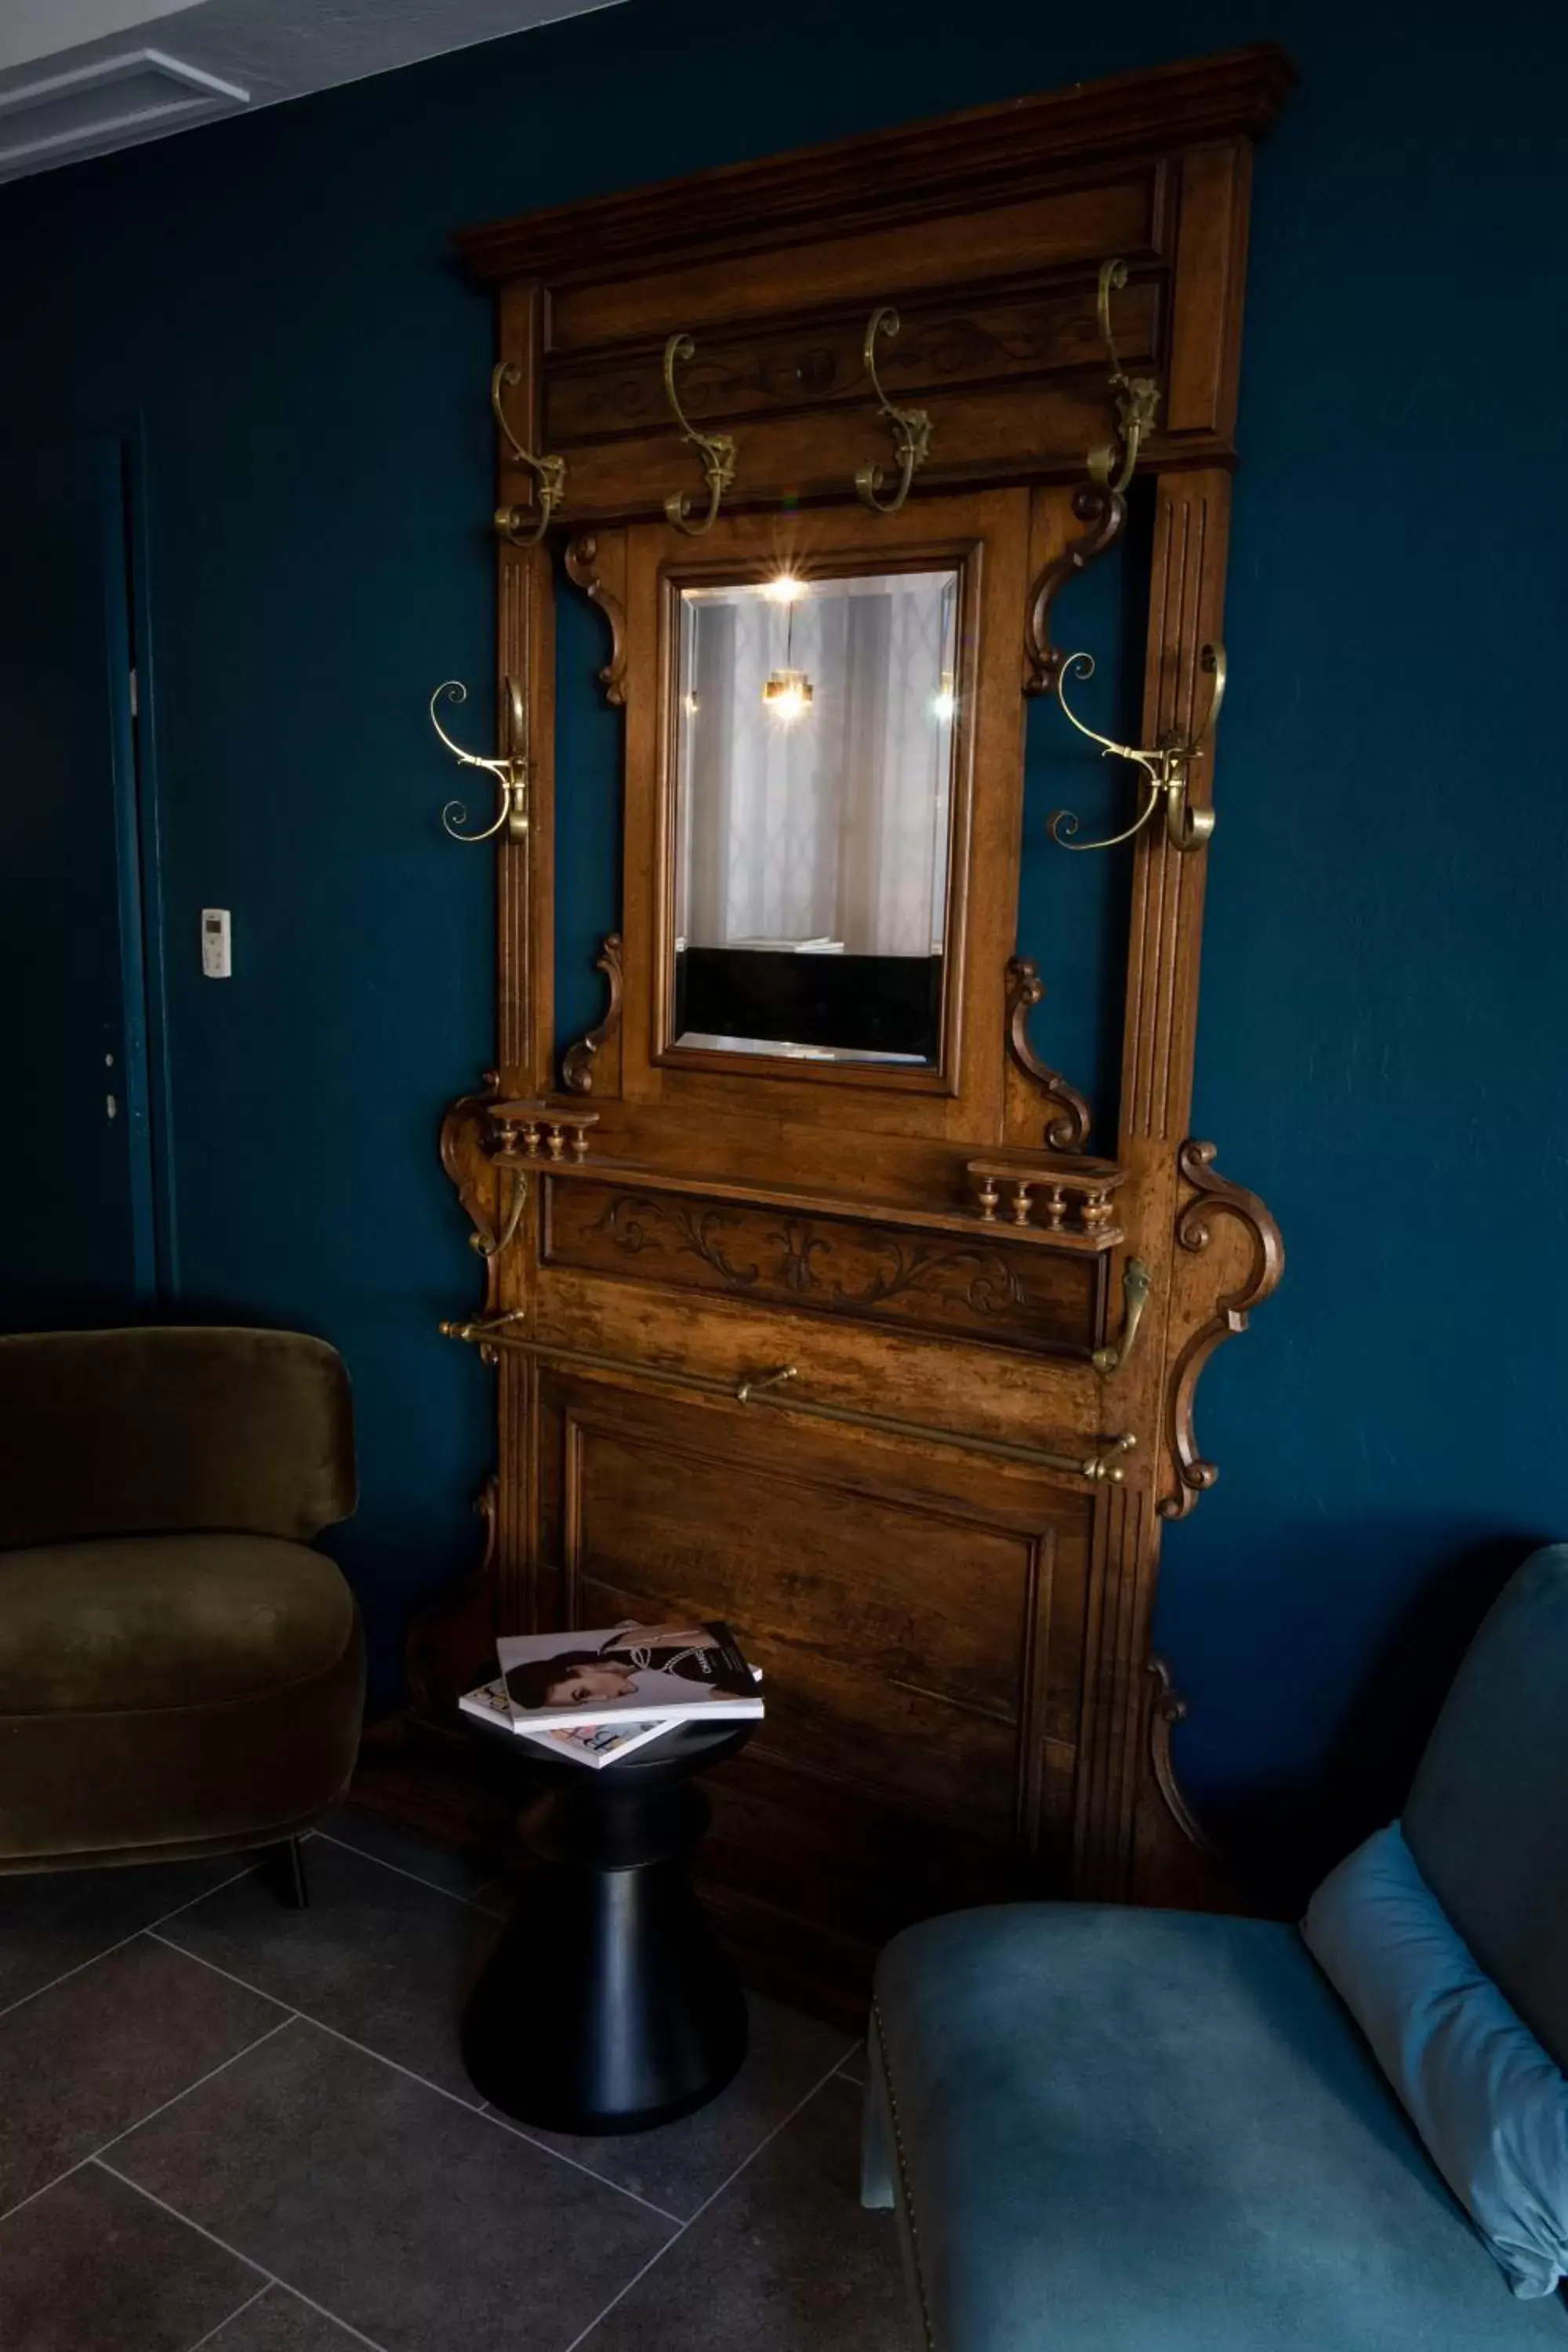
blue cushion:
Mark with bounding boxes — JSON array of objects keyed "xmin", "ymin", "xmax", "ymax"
[
  {"xmin": 1305, "ymin": 1822, "xmax": 1568, "ymax": 2299},
  {"xmin": 1405, "ymin": 1544, "xmax": 1568, "ymax": 2071},
  {"xmin": 871, "ymin": 1904, "xmax": 1568, "ymax": 2350}
]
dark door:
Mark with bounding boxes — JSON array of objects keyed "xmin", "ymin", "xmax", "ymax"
[{"xmin": 0, "ymin": 435, "xmax": 156, "ymax": 1326}]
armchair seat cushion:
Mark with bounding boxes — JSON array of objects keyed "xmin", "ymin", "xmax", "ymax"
[
  {"xmin": 0, "ymin": 1534, "xmax": 363, "ymax": 1870},
  {"xmin": 872, "ymin": 1903, "xmax": 1568, "ymax": 2351}
]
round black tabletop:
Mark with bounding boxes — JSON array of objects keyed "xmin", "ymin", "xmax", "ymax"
[{"xmin": 468, "ymin": 1712, "xmax": 752, "ymax": 1789}]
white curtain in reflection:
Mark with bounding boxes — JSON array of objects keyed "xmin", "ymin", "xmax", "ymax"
[{"xmin": 677, "ymin": 572, "xmax": 956, "ymax": 956}]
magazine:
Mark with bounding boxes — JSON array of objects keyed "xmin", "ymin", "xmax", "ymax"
[
  {"xmin": 495, "ymin": 1621, "xmax": 764, "ymax": 1732},
  {"xmin": 519, "ymin": 1718, "xmax": 673, "ymax": 1769},
  {"xmin": 456, "ymin": 1677, "xmax": 675, "ymax": 1768},
  {"xmin": 457, "ymin": 1675, "xmax": 514, "ymax": 1729}
]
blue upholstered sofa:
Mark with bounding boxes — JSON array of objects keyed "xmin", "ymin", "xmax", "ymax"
[{"xmin": 862, "ymin": 1545, "xmax": 1568, "ymax": 2349}]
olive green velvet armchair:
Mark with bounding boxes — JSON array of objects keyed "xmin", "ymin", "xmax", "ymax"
[{"xmin": 0, "ymin": 1327, "xmax": 365, "ymax": 1893}]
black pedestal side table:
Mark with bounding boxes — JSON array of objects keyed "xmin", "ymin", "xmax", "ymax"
[{"xmin": 462, "ymin": 1719, "xmax": 751, "ymax": 2135}]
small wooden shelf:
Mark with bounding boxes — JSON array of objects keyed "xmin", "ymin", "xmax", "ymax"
[
  {"xmin": 488, "ymin": 1099, "xmax": 598, "ymax": 1160},
  {"xmin": 966, "ymin": 1152, "xmax": 1126, "ymax": 1239},
  {"xmin": 522, "ymin": 1148, "xmax": 1124, "ymax": 1254}
]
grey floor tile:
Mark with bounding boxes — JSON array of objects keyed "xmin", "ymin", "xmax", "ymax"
[
  {"xmin": 517, "ymin": 1991, "xmax": 851, "ymax": 2220},
  {"xmin": 315, "ymin": 1809, "xmax": 499, "ymax": 1906},
  {"xmin": 583, "ymin": 2074, "xmax": 916, "ymax": 2352},
  {"xmin": 159, "ymin": 1835, "xmax": 498, "ymax": 2101},
  {"xmin": 202, "ymin": 2282, "xmax": 368, "ymax": 2348},
  {"xmin": 0, "ymin": 1935, "xmax": 287, "ymax": 2214},
  {"xmin": 0, "ymin": 2161, "xmax": 262, "ymax": 2352},
  {"xmin": 114, "ymin": 2017, "xmax": 676, "ymax": 2352},
  {"xmin": 0, "ymin": 1853, "xmax": 257, "ymax": 2014}
]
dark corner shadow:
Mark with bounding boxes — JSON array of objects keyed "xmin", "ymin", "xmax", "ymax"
[
  {"xmin": 1203, "ymin": 1527, "xmax": 1555, "ymax": 1915},
  {"xmin": 0, "ymin": 1295, "xmax": 329, "ymax": 1338},
  {"xmin": 0, "ymin": 1290, "xmax": 162, "ymax": 1336}
]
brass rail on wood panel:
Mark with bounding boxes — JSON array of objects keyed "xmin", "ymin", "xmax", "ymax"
[{"xmin": 439, "ymin": 1316, "xmax": 1136, "ymax": 1484}]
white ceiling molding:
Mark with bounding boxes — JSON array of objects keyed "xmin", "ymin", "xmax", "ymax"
[
  {"xmin": 0, "ymin": 0, "xmax": 622, "ymax": 184},
  {"xmin": 0, "ymin": 45, "xmax": 246, "ymax": 180},
  {"xmin": 0, "ymin": 1, "xmax": 205, "ymax": 76}
]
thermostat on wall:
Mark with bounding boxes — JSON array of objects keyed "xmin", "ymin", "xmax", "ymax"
[{"xmin": 201, "ymin": 908, "xmax": 231, "ymax": 978}]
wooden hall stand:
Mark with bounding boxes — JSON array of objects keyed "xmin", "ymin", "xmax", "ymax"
[{"xmin": 361, "ymin": 47, "xmax": 1294, "ymax": 2025}]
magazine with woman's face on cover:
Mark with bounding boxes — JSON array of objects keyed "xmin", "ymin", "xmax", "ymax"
[{"xmin": 495, "ymin": 1621, "xmax": 764, "ymax": 1730}]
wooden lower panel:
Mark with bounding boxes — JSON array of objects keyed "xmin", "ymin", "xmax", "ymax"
[{"xmin": 535, "ymin": 1370, "xmax": 1095, "ymax": 1963}]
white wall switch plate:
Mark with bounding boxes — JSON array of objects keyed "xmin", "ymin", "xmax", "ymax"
[{"xmin": 201, "ymin": 907, "xmax": 231, "ymax": 978}]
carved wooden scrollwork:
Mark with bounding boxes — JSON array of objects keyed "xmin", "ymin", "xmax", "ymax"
[
  {"xmin": 1147, "ymin": 1655, "xmax": 1227, "ymax": 1868},
  {"xmin": 543, "ymin": 1175, "xmax": 1098, "ymax": 1353},
  {"xmin": 438, "ymin": 1070, "xmax": 530, "ymax": 1286},
  {"xmin": 774, "ymin": 1221, "xmax": 1032, "ymax": 1316},
  {"xmin": 593, "ymin": 1192, "xmax": 1034, "ymax": 1319},
  {"xmin": 1023, "ymin": 482, "xmax": 1126, "ymax": 697},
  {"xmin": 595, "ymin": 1196, "xmax": 760, "ymax": 1285},
  {"xmin": 561, "ymin": 933, "xmax": 624, "ymax": 1094},
  {"xmin": 564, "ymin": 535, "xmax": 627, "ymax": 707},
  {"xmin": 1004, "ymin": 956, "xmax": 1093, "ymax": 1150},
  {"xmin": 1159, "ymin": 1139, "xmax": 1286, "ymax": 1520},
  {"xmin": 439, "ymin": 1070, "xmax": 506, "ymax": 1272}
]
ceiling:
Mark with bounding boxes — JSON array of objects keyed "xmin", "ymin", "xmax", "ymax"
[{"xmin": 0, "ymin": 0, "xmax": 618, "ymax": 183}]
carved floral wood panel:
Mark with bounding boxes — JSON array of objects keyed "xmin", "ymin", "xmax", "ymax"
[{"xmin": 541, "ymin": 1178, "xmax": 1105, "ymax": 1356}]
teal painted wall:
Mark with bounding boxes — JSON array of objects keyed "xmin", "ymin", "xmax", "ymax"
[{"xmin": 3, "ymin": 0, "xmax": 1563, "ymax": 1877}]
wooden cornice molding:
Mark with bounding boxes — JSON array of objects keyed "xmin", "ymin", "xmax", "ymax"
[{"xmin": 455, "ymin": 45, "xmax": 1295, "ymax": 288}]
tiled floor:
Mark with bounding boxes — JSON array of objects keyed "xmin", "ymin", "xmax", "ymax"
[{"xmin": 0, "ymin": 1812, "xmax": 914, "ymax": 2352}]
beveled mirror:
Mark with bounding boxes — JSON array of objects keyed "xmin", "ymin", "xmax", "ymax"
[{"xmin": 667, "ymin": 564, "xmax": 961, "ymax": 1067}]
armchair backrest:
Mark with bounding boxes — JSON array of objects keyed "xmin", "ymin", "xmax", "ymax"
[
  {"xmin": 0, "ymin": 1327, "xmax": 356, "ymax": 1548},
  {"xmin": 1403, "ymin": 1543, "xmax": 1568, "ymax": 2071}
]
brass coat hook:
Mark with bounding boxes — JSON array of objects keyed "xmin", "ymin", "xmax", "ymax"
[
  {"xmin": 1092, "ymin": 1257, "xmax": 1152, "ymax": 1374},
  {"xmin": 662, "ymin": 333, "xmax": 737, "ymax": 535},
  {"xmin": 470, "ymin": 1163, "xmax": 528, "ymax": 1260},
  {"xmin": 1087, "ymin": 260, "xmax": 1160, "ymax": 495},
  {"xmin": 1048, "ymin": 642, "xmax": 1225, "ymax": 855},
  {"xmin": 491, "ymin": 363, "xmax": 566, "ymax": 547},
  {"xmin": 855, "ymin": 307, "xmax": 932, "ymax": 514},
  {"xmin": 429, "ymin": 676, "xmax": 529, "ymax": 843}
]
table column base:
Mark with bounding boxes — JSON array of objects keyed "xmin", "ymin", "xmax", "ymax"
[{"xmin": 462, "ymin": 1853, "xmax": 749, "ymax": 2134}]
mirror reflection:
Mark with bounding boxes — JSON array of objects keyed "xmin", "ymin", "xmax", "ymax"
[{"xmin": 672, "ymin": 567, "xmax": 960, "ymax": 1066}]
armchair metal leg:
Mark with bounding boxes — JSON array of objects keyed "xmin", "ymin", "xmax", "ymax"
[{"xmin": 267, "ymin": 1835, "xmax": 310, "ymax": 1911}]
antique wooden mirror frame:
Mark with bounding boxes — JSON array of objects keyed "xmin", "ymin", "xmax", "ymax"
[
  {"xmin": 390, "ymin": 45, "xmax": 1295, "ymax": 2016},
  {"xmin": 626, "ymin": 493, "xmax": 1022, "ymax": 1115},
  {"xmin": 641, "ymin": 517, "xmax": 990, "ymax": 1098}
]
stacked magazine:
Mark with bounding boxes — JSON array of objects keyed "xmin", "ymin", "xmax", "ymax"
[{"xmin": 459, "ymin": 1620, "xmax": 763, "ymax": 1769}]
